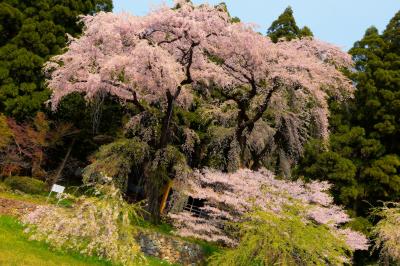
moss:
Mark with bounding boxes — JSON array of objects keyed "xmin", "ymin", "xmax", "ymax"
[{"xmin": 4, "ymin": 176, "xmax": 46, "ymax": 195}]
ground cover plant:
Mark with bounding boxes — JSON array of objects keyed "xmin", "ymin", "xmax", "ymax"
[{"xmin": 22, "ymin": 182, "xmax": 146, "ymax": 266}]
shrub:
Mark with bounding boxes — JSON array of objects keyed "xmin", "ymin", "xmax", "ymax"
[
  {"xmin": 22, "ymin": 182, "xmax": 146, "ymax": 266},
  {"xmin": 0, "ymin": 182, "xmax": 8, "ymax": 193},
  {"xmin": 169, "ymin": 168, "xmax": 368, "ymax": 250},
  {"xmin": 372, "ymin": 202, "xmax": 400, "ymax": 265},
  {"xmin": 4, "ymin": 176, "xmax": 46, "ymax": 194},
  {"xmin": 83, "ymin": 138, "xmax": 150, "ymax": 193},
  {"xmin": 209, "ymin": 206, "xmax": 353, "ymax": 266}
]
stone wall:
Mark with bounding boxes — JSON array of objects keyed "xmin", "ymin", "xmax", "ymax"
[{"xmin": 137, "ymin": 230, "xmax": 205, "ymax": 266}]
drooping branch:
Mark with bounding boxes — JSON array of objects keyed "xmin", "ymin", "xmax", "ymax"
[
  {"xmin": 233, "ymin": 79, "xmax": 281, "ymax": 166},
  {"xmin": 130, "ymin": 91, "xmax": 145, "ymax": 112},
  {"xmin": 244, "ymin": 79, "xmax": 281, "ymax": 131},
  {"xmin": 181, "ymin": 41, "xmax": 200, "ymax": 85},
  {"xmin": 250, "ymin": 134, "xmax": 274, "ymax": 170},
  {"xmin": 95, "ymin": 80, "xmax": 146, "ymax": 113},
  {"xmin": 52, "ymin": 138, "xmax": 75, "ymax": 185}
]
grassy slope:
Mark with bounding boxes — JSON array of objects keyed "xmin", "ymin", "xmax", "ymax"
[
  {"xmin": 0, "ymin": 215, "xmax": 176, "ymax": 266},
  {"xmin": 0, "ymin": 215, "xmax": 111, "ymax": 266},
  {"xmin": 0, "ymin": 184, "xmax": 73, "ymax": 207},
  {"xmin": 0, "ymin": 182, "xmax": 196, "ymax": 265}
]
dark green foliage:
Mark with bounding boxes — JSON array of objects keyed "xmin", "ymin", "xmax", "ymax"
[
  {"xmin": 0, "ymin": 0, "xmax": 112, "ymax": 120},
  {"xmin": 4, "ymin": 176, "xmax": 46, "ymax": 194},
  {"xmin": 0, "ymin": 113, "xmax": 13, "ymax": 149},
  {"xmin": 0, "ymin": 3, "xmax": 23, "ymax": 46},
  {"xmin": 382, "ymin": 11, "xmax": 400, "ymax": 53},
  {"xmin": 297, "ymin": 11, "xmax": 400, "ymax": 217},
  {"xmin": 146, "ymin": 145, "xmax": 189, "ymax": 222},
  {"xmin": 83, "ymin": 138, "xmax": 150, "ymax": 192},
  {"xmin": 267, "ymin": 6, "xmax": 313, "ymax": 43},
  {"xmin": 299, "ymin": 26, "xmax": 313, "ymax": 38}
]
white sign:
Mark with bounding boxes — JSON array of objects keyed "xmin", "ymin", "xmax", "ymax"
[
  {"xmin": 46, "ymin": 184, "xmax": 66, "ymax": 205},
  {"xmin": 51, "ymin": 184, "xmax": 65, "ymax": 193}
]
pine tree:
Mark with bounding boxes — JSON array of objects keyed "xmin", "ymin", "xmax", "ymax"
[
  {"xmin": 267, "ymin": 6, "xmax": 313, "ymax": 43},
  {"xmin": 382, "ymin": 11, "xmax": 400, "ymax": 53},
  {"xmin": 0, "ymin": 0, "xmax": 112, "ymax": 120}
]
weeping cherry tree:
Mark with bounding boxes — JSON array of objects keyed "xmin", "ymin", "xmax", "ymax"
[{"xmin": 45, "ymin": 1, "xmax": 354, "ymax": 219}]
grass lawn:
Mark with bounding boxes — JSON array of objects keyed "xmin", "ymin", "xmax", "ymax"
[
  {"xmin": 0, "ymin": 215, "xmax": 111, "ymax": 266},
  {"xmin": 0, "ymin": 215, "xmax": 177, "ymax": 266},
  {"xmin": 0, "ymin": 187, "xmax": 73, "ymax": 207}
]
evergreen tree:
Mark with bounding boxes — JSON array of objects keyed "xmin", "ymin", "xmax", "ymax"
[
  {"xmin": 297, "ymin": 11, "xmax": 400, "ymax": 218},
  {"xmin": 299, "ymin": 25, "xmax": 313, "ymax": 38},
  {"xmin": 267, "ymin": 6, "xmax": 313, "ymax": 43},
  {"xmin": 0, "ymin": 0, "xmax": 112, "ymax": 120}
]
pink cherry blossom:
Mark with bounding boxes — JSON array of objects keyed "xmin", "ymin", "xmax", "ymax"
[
  {"xmin": 168, "ymin": 168, "xmax": 368, "ymax": 250},
  {"xmin": 45, "ymin": 2, "xmax": 355, "ymax": 164}
]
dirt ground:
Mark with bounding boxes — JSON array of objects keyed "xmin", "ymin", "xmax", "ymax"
[{"xmin": 0, "ymin": 197, "xmax": 37, "ymax": 217}]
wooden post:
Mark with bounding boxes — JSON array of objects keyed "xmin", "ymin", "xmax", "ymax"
[{"xmin": 159, "ymin": 180, "xmax": 173, "ymax": 214}]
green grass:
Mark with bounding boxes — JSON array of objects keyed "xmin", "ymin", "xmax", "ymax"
[
  {"xmin": 181, "ymin": 237, "xmax": 221, "ymax": 258},
  {"xmin": 0, "ymin": 183, "xmax": 198, "ymax": 266},
  {"xmin": 0, "ymin": 190, "xmax": 46, "ymax": 204},
  {"xmin": 0, "ymin": 215, "xmax": 178, "ymax": 266},
  {"xmin": 0, "ymin": 181, "xmax": 76, "ymax": 207},
  {"xmin": 147, "ymin": 256, "xmax": 180, "ymax": 266},
  {"xmin": 137, "ymin": 219, "xmax": 175, "ymax": 235},
  {"xmin": 0, "ymin": 215, "xmax": 112, "ymax": 266}
]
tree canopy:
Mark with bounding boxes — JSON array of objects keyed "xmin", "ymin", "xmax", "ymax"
[
  {"xmin": 0, "ymin": 0, "xmax": 112, "ymax": 120},
  {"xmin": 267, "ymin": 6, "xmax": 314, "ymax": 43},
  {"xmin": 45, "ymin": 1, "xmax": 354, "ymax": 221}
]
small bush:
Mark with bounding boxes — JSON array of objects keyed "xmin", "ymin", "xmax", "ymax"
[
  {"xmin": 372, "ymin": 202, "xmax": 400, "ymax": 265},
  {"xmin": 4, "ymin": 176, "xmax": 46, "ymax": 195},
  {"xmin": 209, "ymin": 206, "xmax": 354, "ymax": 266},
  {"xmin": 0, "ymin": 182, "xmax": 8, "ymax": 192},
  {"xmin": 23, "ymin": 183, "xmax": 146, "ymax": 266}
]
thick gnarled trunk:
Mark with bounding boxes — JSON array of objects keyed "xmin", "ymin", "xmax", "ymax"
[{"xmin": 148, "ymin": 88, "xmax": 182, "ymax": 223}]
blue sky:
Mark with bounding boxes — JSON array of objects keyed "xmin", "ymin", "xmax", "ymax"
[{"xmin": 113, "ymin": 0, "xmax": 400, "ymax": 50}]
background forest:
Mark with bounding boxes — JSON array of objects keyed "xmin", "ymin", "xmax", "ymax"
[{"xmin": 0, "ymin": 1, "xmax": 399, "ymax": 265}]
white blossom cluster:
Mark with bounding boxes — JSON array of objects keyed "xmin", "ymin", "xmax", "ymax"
[{"xmin": 22, "ymin": 185, "xmax": 145, "ymax": 266}]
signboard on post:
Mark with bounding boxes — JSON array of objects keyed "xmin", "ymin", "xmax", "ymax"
[
  {"xmin": 51, "ymin": 184, "xmax": 65, "ymax": 194},
  {"xmin": 46, "ymin": 184, "xmax": 66, "ymax": 205}
]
